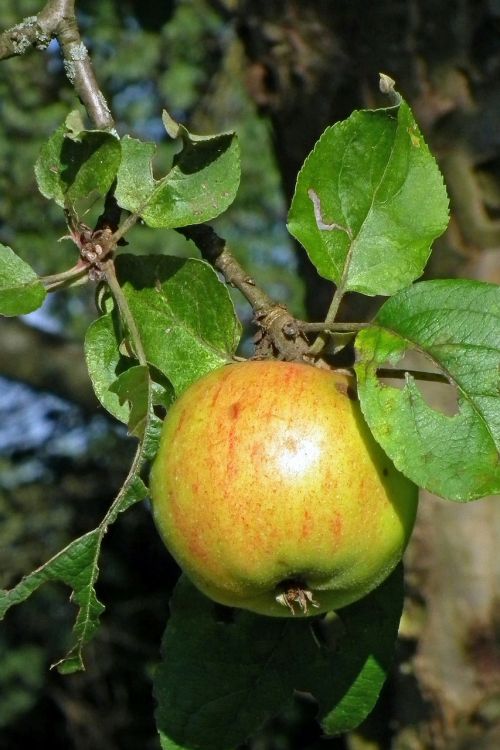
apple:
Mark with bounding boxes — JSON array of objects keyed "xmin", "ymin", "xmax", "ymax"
[{"xmin": 150, "ymin": 360, "xmax": 418, "ymax": 617}]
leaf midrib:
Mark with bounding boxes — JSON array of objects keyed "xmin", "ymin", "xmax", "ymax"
[{"xmin": 341, "ymin": 113, "xmax": 404, "ymax": 290}]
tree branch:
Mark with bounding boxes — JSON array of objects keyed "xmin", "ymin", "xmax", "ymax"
[
  {"xmin": 178, "ymin": 224, "xmax": 312, "ymax": 361},
  {"xmin": 178, "ymin": 224, "xmax": 275, "ymax": 314},
  {"xmin": 0, "ymin": 3, "xmax": 56, "ymax": 59},
  {"xmin": 0, "ymin": 0, "xmax": 113, "ymax": 130},
  {"xmin": 56, "ymin": 1, "xmax": 114, "ymax": 130}
]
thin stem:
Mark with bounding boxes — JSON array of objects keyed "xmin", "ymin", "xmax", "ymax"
[
  {"xmin": 41, "ymin": 263, "xmax": 88, "ymax": 291},
  {"xmin": 323, "ymin": 283, "xmax": 349, "ymax": 327},
  {"xmin": 178, "ymin": 225, "xmax": 275, "ymax": 313},
  {"xmin": 178, "ymin": 224, "xmax": 312, "ymax": 360},
  {"xmin": 103, "ymin": 259, "xmax": 147, "ymax": 367},
  {"xmin": 111, "ymin": 213, "xmax": 140, "ymax": 245},
  {"xmin": 56, "ymin": 1, "xmax": 114, "ymax": 130},
  {"xmin": 305, "ymin": 187, "xmax": 356, "ymax": 356},
  {"xmin": 0, "ymin": 0, "xmax": 61, "ymax": 59},
  {"xmin": 297, "ymin": 321, "xmax": 370, "ymax": 333},
  {"xmin": 307, "ymin": 281, "xmax": 347, "ymax": 356},
  {"xmin": 0, "ymin": 0, "xmax": 114, "ymax": 130}
]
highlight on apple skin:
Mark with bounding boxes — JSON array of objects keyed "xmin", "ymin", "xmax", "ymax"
[{"xmin": 150, "ymin": 360, "xmax": 418, "ymax": 617}]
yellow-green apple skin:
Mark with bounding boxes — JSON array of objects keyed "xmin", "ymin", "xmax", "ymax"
[{"xmin": 150, "ymin": 360, "xmax": 418, "ymax": 616}]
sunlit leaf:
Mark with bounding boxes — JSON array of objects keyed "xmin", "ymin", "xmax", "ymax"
[
  {"xmin": 116, "ymin": 254, "xmax": 241, "ymax": 394},
  {"xmin": 35, "ymin": 117, "xmax": 120, "ymax": 207},
  {"xmin": 110, "ymin": 365, "xmax": 164, "ymax": 459},
  {"xmin": 84, "ymin": 312, "xmax": 131, "ymax": 424},
  {"xmin": 115, "ymin": 124, "xmax": 240, "ymax": 228},
  {"xmin": 288, "ymin": 97, "xmax": 449, "ymax": 296},
  {"xmin": 0, "ymin": 244, "xmax": 46, "ymax": 315},
  {"xmin": 355, "ymin": 279, "xmax": 500, "ymax": 500}
]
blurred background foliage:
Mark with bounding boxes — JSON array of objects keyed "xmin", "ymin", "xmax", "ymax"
[{"xmin": 1, "ymin": 1, "xmax": 500, "ymax": 749}]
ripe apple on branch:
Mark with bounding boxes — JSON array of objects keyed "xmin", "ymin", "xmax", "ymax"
[{"xmin": 150, "ymin": 359, "xmax": 418, "ymax": 617}]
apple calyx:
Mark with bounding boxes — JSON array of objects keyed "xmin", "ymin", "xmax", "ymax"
[{"xmin": 275, "ymin": 579, "xmax": 320, "ymax": 615}]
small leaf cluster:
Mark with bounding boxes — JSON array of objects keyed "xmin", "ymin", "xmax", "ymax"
[{"xmin": 1, "ymin": 108, "xmax": 242, "ymax": 676}]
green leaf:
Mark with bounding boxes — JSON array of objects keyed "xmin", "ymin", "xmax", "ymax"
[
  {"xmin": 299, "ymin": 565, "xmax": 404, "ymax": 735},
  {"xmin": 110, "ymin": 365, "xmax": 164, "ymax": 460},
  {"xmin": 84, "ymin": 311, "xmax": 174, "ymax": 435},
  {"xmin": 110, "ymin": 365, "xmax": 153, "ymax": 437},
  {"xmin": 84, "ymin": 312, "xmax": 132, "ymax": 424},
  {"xmin": 114, "ymin": 125, "xmax": 240, "ymax": 228},
  {"xmin": 355, "ymin": 279, "xmax": 500, "ymax": 500},
  {"xmin": 34, "ymin": 123, "xmax": 66, "ymax": 205},
  {"xmin": 0, "ymin": 244, "xmax": 46, "ymax": 315},
  {"xmin": 114, "ymin": 137, "xmax": 156, "ymax": 217},
  {"xmin": 155, "ymin": 569, "xmax": 403, "ymax": 749},
  {"xmin": 155, "ymin": 577, "xmax": 293, "ymax": 750},
  {"xmin": 0, "ymin": 530, "xmax": 104, "ymax": 674},
  {"xmin": 35, "ymin": 117, "xmax": 121, "ymax": 207},
  {"xmin": 62, "ymin": 130, "xmax": 120, "ymax": 204},
  {"xmin": 287, "ymin": 99, "xmax": 449, "ymax": 296},
  {"xmin": 0, "ymin": 470, "xmax": 146, "ymax": 674},
  {"xmin": 116, "ymin": 254, "xmax": 241, "ymax": 394}
]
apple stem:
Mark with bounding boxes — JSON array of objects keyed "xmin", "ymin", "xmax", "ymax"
[{"xmin": 103, "ymin": 259, "xmax": 148, "ymax": 367}]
